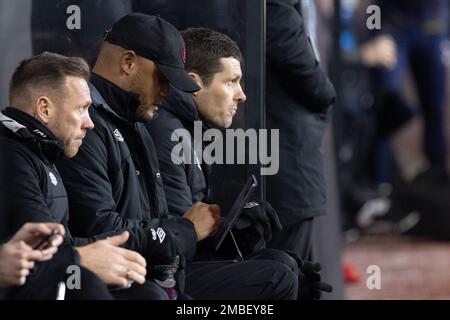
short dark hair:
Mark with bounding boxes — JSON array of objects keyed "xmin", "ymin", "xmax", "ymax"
[
  {"xmin": 181, "ymin": 28, "xmax": 243, "ymax": 86},
  {"xmin": 9, "ymin": 52, "xmax": 90, "ymax": 105}
]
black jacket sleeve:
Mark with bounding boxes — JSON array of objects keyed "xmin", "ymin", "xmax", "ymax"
[
  {"xmin": 267, "ymin": 0, "xmax": 336, "ymax": 111},
  {"xmin": 147, "ymin": 119, "xmax": 196, "ymax": 217}
]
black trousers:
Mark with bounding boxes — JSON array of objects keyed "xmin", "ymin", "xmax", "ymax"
[
  {"xmin": 268, "ymin": 218, "xmax": 314, "ymax": 261},
  {"xmin": 7, "ymin": 265, "xmax": 114, "ymax": 300},
  {"xmin": 185, "ymin": 248, "xmax": 298, "ymax": 300}
]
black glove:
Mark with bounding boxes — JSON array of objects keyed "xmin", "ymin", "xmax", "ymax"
[
  {"xmin": 142, "ymin": 227, "xmax": 184, "ymax": 282},
  {"xmin": 299, "ymin": 261, "xmax": 333, "ymax": 300},
  {"xmin": 281, "ymin": 250, "xmax": 333, "ymax": 300},
  {"xmin": 233, "ymin": 200, "xmax": 283, "ymax": 256}
]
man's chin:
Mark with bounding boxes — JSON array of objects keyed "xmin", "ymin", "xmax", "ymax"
[
  {"xmin": 64, "ymin": 140, "xmax": 84, "ymax": 158},
  {"xmin": 218, "ymin": 118, "xmax": 233, "ymax": 129},
  {"xmin": 64, "ymin": 148, "xmax": 79, "ymax": 158},
  {"xmin": 135, "ymin": 113, "xmax": 155, "ymax": 122},
  {"xmin": 135, "ymin": 107, "xmax": 157, "ymax": 122}
]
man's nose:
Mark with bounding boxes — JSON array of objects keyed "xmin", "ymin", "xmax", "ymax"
[
  {"xmin": 236, "ymin": 84, "xmax": 246, "ymax": 103},
  {"xmin": 83, "ymin": 112, "xmax": 94, "ymax": 130}
]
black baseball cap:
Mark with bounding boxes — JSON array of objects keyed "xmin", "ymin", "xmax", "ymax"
[{"xmin": 104, "ymin": 13, "xmax": 200, "ymax": 93}]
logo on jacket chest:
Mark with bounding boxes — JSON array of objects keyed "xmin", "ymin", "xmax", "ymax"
[
  {"xmin": 49, "ymin": 172, "xmax": 58, "ymax": 186},
  {"xmin": 113, "ymin": 129, "xmax": 124, "ymax": 142}
]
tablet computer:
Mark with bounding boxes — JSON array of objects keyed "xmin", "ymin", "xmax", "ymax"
[{"xmin": 214, "ymin": 174, "xmax": 258, "ymax": 252}]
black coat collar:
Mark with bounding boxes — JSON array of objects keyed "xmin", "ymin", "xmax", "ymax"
[
  {"xmin": 160, "ymin": 87, "xmax": 214, "ymax": 131},
  {"xmin": 1, "ymin": 107, "xmax": 64, "ymax": 163},
  {"xmin": 90, "ymin": 73, "xmax": 140, "ymax": 122}
]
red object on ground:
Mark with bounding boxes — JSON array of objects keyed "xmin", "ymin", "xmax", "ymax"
[{"xmin": 343, "ymin": 264, "xmax": 361, "ymax": 283}]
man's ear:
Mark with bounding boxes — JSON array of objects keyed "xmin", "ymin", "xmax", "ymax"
[
  {"xmin": 121, "ymin": 51, "xmax": 138, "ymax": 75},
  {"xmin": 188, "ymin": 72, "xmax": 204, "ymax": 90},
  {"xmin": 35, "ymin": 96, "xmax": 51, "ymax": 124}
]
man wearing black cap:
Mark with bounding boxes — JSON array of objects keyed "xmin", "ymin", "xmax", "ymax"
[
  {"xmin": 57, "ymin": 13, "xmax": 297, "ymax": 300},
  {"xmin": 56, "ymin": 13, "xmax": 218, "ymax": 297}
]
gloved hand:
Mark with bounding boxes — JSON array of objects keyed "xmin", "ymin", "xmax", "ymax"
[
  {"xmin": 233, "ymin": 200, "xmax": 283, "ymax": 256},
  {"xmin": 281, "ymin": 250, "xmax": 333, "ymax": 300},
  {"xmin": 299, "ymin": 261, "xmax": 333, "ymax": 300}
]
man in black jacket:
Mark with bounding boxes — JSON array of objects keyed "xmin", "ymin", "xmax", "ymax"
[
  {"xmin": 265, "ymin": 0, "xmax": 336, "ymax": 260},
  {"xmin": 0, "ymin": 52, "xmax": 168, "ymax": 300},
  {"xmin": 146, "ymin": 27, "xmax": 279, "ymax": 254},
  {"xmin": 57, "ymin": 14, "xmax": 298, "ymax": 300},
  {"xmin": 147, "ymin": 27, "xmax": 333, "ymax": 299}
]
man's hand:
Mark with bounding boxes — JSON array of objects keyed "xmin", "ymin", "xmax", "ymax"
[
  {"xmin": 183, "ymin": 202, "xmax": 221, "ymax": 241},
  {"xmin": 360, "ymin": 34, "xmax": 398, "ymax": 69},
  {"xmin": 76, "ymin": 231, "xmax": 147, "ymax": 289},
  {"xmin": 0, "ymin": 241, "xmax": 42, "ymax": 287},
  {"xmin": 299, "ymin": 261, "xmax": 333, "ymax": 300},
  {"xmin": 0, "ymin": 222, "xmax": 67, "ymax": 287},
  {"xmin": 280, "ymin": 250, "xmax": 333, "ymax": 300},
  {"xmin": 233, "ymin": 200, "xmax": 282, "ymax": 256},
  {"xmin": 9, "ymin": 222, "xmax": 65, "ymax": 261}
]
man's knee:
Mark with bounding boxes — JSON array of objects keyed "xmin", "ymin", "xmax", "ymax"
[
  {"xmin": 250, "ymin": 248, "xmax": 299, "ymax": 274},
  {"xmin": 269, "ymin": 262, "xmax": 298, "ymax": 300}
]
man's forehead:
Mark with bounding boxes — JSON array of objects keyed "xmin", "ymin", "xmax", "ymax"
[
  {"xmin": 64, "ymin": 76, "xmax": 92, "ymax": 104},
  {"xmin": 66, "ymin": 76, "xmax": 90, "ymax": 92},
  {"xmin": 219, "ymin": 57, "xmax": 242, "ymax": 75}
]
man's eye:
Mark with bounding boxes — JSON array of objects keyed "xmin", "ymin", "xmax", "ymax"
[{"xmin": 228, "ymin": 79, "xmax": 239, "ymax": 86}]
